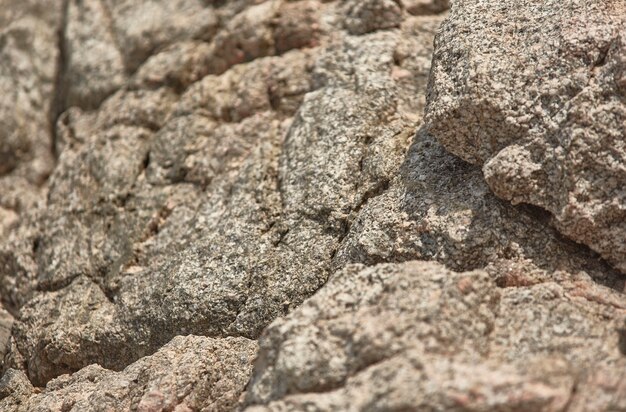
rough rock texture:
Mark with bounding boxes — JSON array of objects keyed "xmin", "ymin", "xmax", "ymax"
[
  {"xmin": 61, "ymin": 0, "xmax": 128, "ymax": 110},
  {"xmin": 0, "ymin": 0, "xmax": 458, "ymax": 389},
  {"xmin": 425, "ymin": 0, "xmax": 626, "ymax": 273},
  {"xmin": 0, "ymin": 335, "xmax": 258, "ymax": 411},
  {"xmin": 401, "ymin": 0, "xmax": 449, "ymax": 15},
  {"xmin": 0, "ymin": 0, "xmax": 63, "ymax": 236},
  {"xmin": 334, "ymin": 128, "xmax": 624, "ymax": 291},
  {"xmin": 1, "ymin": 0, "xmax": 625, "ymax": 410},
  {"xmin": 244, "ymin": 261, "xmax": 626, "ymax": 411},
  {"xmin": 0, "ymin": 305, "xmax": 12, "ymax": 368}
]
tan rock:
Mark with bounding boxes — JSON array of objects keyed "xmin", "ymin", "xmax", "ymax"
[
  {"xmin": 1, "ymin": 335, "xmax": 257, "ymax": 411},
  {"xmin": 425, "ymin": 0, "xmax": 626, "ymax": 273},
  {"xmin": 245, "ymin": 261, "xmax": 626, "ymax": 411}
]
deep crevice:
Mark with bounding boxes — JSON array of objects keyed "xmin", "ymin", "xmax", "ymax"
[
  {"xmin": 617, "ymin": 325, "xmax": 626, "ymax": 356},
  {"xmin": 49, "ymin": 0, "xmax": 70, "ymax": 160}
]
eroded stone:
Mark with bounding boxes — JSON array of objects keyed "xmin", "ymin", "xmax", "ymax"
[{"xmin": 425, "ymin": 0, "xmax": 626, "ymax": 273}]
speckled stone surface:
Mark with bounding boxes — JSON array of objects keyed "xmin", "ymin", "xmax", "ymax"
[
  {"xmin": 1, "ymin": 0, "xmax": 624, "ymax": 410},
  {"xmin": 426, "ymin": 0, "xmax": 626, "ymax": 273}
]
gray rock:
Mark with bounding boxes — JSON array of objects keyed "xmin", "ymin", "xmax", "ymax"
[
  {"xmin": 335, "ymin": 130, "xmax": 625, "ymax": 292},
  {"xmin": 0, "ymin": 369, "xmax": 34, "ymax": 410},
  {"xmin": 3, "ymin": 2, "xmax": 430, "ymax": 386},
  {"xmin": 0, "ymin": 305, "xmax": 13, "ymax": 368},
  {"xmin": 425, "ymin": 0, "xmax": 626, "ymax": 273},
  {"xmin": 400, "ymin": 0, "xmax": 449, "ymax": 15},
  {"xmin": 185, "ymin": 0, "xmax": 322, "ymax": 79},
  {"xmin": 0, "ymin": 0, "xmax": 60, "ymax": 178},
  {"xmin": 342, "ymin": 0, "xmax": 403, "ymax": 35},
  {"xmin": 1, "ymin": 335, "xmax": 257, "ymax": 411},
  {"xmin": 62, "ymin": 0, "xmax": 127, "ymax": 110},
  {"xmin": 103, "ymin": 0, "xmax": 219, "ymax": 72},
  {"xmin": 0, "ymin": 179, "xmax": 45, "ymax": 239},
  {"xmin": 244, "ymin": 261, "xmax": 626, "ymax": 411},
  {"xmin": 0, "ymin": 0, "xmax": 63, "ymax": 313},
  {"xmin": 0, "ymin": 0, "xmax": 62, "ymax": 235},
  {"xmin": 1, "ymin": 0, "xmax": 624, "ymax": 410}
]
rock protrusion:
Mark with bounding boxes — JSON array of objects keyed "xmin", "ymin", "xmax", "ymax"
[{"xmin": 425, "ymin": 0, "xmax": 626, "ymax": 273}]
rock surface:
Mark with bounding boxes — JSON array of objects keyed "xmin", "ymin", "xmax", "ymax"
[
  {"xmin": 0, "ymin": 0, "xmax": 624, "ymax": 411},
  {"xmin": 0, "ymin": 305, "xmax": 12, "ymax": 368},
  {"xmin": 0, "ymin": 335, "xmax": 257, "ymax": 411},
  {"xmin": 425, "ymin": 0, "xmax": 626, "ymax": 273},
  {"xmin": 0, "ymin": 0, "xmax": 63, "ymax": 236},
  {"xmin": 244, "ymin": 261, "xmax": 626, "ymax": 411},
  {"xmin": 1, "ymin": 0, "xmax": 447, "ymax": 387}
]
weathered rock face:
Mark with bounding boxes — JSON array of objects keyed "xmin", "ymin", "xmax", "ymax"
[
  {"xmin": 1, "ymin": 0, "xmax": 446, "ymax": 388},
  {"xmin": 0, "ymin": 335, "xmax": 258, "ymax": 411},
  {"xmin": 244, "ymin": 261, "xmax": 626, "ymax": 411},
  {"xmin": 0, "ymin": 305, "xmax": 12, "ymax": 369},
  {"xmin": 401, "ymin": 0, "xmax": 449, "ymax": 15},
  {"xmin": 61, "ymin": 0, "xmax": 128, "ymax": 110},
  {"xmin": 335, "ymin": 129, "xmax": 624, "ymax": 292},
  {"xmin": 1, "ymin": 0, "xmax": 625, "ymax": 410},
  {"xmin": 425, "ymin": 0, "xmax": 626, "ymax": 273},
  {"xmin": 0, "ymin": 0, "xmax": 63, "ymax": 236}
]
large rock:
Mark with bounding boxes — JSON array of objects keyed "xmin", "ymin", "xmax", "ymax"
[
  {"xmin": 0, "ymin": 0, "xmax": 61, "ymax": 180},
  {"xmin": 0, "ymin": 304, "xmax": 13, "ymax": 369},
  {"xmin": 400, "ymin": 0, "xmax": 449, "ymax": 16},
  {"xmin": 61, "ymin": 0, "xmax": 128, "ymax": 110},
  {"xmin": 0, "ymin": 335, "xmax": 257, "ymax": 411},
  {"xmin": 335, "ymin": 128, "xmax": 625, "ymax": 292},
  {"xmin": 102, "ymin": 0, "xmax": 219, "ymax": 72},
  {"xmin": 0, "ymin": 0, "xmax": 63, "ymax": 235},
  {"xmin": 1, "ymin": 0, "xmax": 624, "ymax": 410},
  {"xmin": 244, "ymin": 261, "xmax": 626, "ymax": 411},
  {"xmin": 425, "ymin": 0, "xmax": 626, "ymax": 273},
  {"xmin": 2, "ymin": 1, "xmax": 444, "ymax": 386}
]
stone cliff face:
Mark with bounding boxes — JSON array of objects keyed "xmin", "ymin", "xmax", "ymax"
[{"xmin": 0, "ymin": 0, "xmax": 624, "ymax": 411}]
